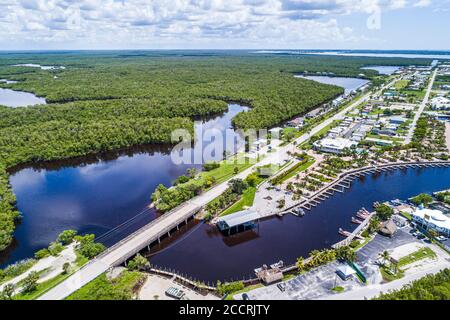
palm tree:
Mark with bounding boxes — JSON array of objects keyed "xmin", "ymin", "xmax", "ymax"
[
  {"xmin": 296, "ymin": 257, "xmax": 305, "ymax": 272},
  {"xmin": 1, "ymin": 283, "xmax": 15, "ymax": 300},
  {"xmin": 379, "ymin": 250, "xmax": 391, "ymax": 267},
  {"xmin": 286, "ymin": 182, "xmax": 294, "ymax": 192}
]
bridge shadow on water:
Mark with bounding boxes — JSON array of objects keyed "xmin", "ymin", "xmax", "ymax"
[{"xmin": 144, "ymin": 167, "xmax": 450, "ymax": 283}]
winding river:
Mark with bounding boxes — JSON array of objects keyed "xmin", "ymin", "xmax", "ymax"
[
  {"xmin": 1, "ymin": 84, "xmax": 449, "ymax": 283},
  {"xmin": 0, "ymin": 104, "xmax": 247, "ymax": 267}
]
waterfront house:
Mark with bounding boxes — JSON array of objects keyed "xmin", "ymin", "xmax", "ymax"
[
  {"xmin": 287, "ymin": 117, "xmax": 305, "ymax": 128},
  {"xmin": 256, "ymin": 266, "xmax": 283, "ymax": 285},
  {"xmin": 379, "ymin": 220, "xmax": 398, "ymax": 237}
]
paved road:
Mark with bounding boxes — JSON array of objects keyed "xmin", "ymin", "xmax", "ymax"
[
  {"xmin": 38, "ymin": 78, "xmax": 397, "ymax": 300},
  {"xmin": 405, "ymin": 68, "xmax": 438, "ymax": 144},
  {"xmin": 323, "ymin": 242, "xmax": 450, "ymax": 300}
]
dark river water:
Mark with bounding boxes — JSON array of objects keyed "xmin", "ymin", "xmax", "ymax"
[
  {"xmin": 147, "ymin": 166, "xmax": 450, "ymax": 283},
  {"xmin": 0, "ymin": 104, "xmax": 247, "ymax": 267},
  {"xmin": 2, "ymin": 101, "xmax": 450, "ymax": 283}
]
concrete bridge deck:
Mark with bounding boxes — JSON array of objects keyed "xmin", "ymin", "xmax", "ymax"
[{"xmin": 37, "ymin": 76, "xmax": 399, "ymax": 300}]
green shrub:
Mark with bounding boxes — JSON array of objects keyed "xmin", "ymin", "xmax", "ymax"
[
  {"xmin": 350, "ymin": 240, "xmax": 360, "ymax": 249},
  {"xmin": 216, "ymin": 281, "xmax": 245, "ymax": 296},
  {"xmin": 411, "ymin": 193, "xmax": 434, "ymax": 207},
  {"xmin": 203, "ymin": 162, "xmax": 220, "ymax": 171},
  {"xmin": 127, "ymin": 254, "xmax": 150, "ymax": 271},
  {"xmin": 0, "ymin": 259, "xmax": 36, "ymax": 283},
  {"xmin": 21, "ymin": 271, "xmax": 39, "ymax": 294},
  {"xmin": 48, "ymin": 241, "xmax": 64, "ymax": 256},
  {"xmin": 75, "ymin": 234, "xmax": 106, "ymax": 259},
  {"xmin": 35, "ymin": 248, "xmax": 51, "ymax": 259},
  {"xmin": 57, "ymin": 230, "xmax": 78, "ymax": 245}
]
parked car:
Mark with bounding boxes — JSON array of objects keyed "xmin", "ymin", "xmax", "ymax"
[
  {"xmin": 242, "ymin": 293, "xmax": 250, "ymax": 300},
  {"xmin": 165, "ymin": 287, "xmax": 185, "ymax": 300},
  {"xmin": 277, "ymin": 283, "xmax": 286, "ymax": 292}
]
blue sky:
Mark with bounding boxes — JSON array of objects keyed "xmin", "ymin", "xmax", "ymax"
[{"xmin": 0, "ymin": 0, "xmax": 449, "ymax": 50}]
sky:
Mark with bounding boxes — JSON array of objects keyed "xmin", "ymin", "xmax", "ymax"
[{"xmin": 0, "ymin": 0, "xmax": 449, "ymax": 50}]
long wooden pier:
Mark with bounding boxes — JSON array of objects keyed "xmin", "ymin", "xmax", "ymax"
[{"xmin": 283, "ymin": 160, "xmax": 450, "ymax": 215}]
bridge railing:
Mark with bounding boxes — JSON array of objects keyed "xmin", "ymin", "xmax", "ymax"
[{"xmin": 97, "ymin": 202, "xmax": 200, "ymax": 262}]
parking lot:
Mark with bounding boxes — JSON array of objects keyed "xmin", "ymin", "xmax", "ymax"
[
  {"xmin": 235, "ymin": 261, "xmax": 364, "ymax": 300},
  {"xmin": 138, "ymin": 274, "xmax": 218, "ymax": 300},
  {"xmin": 357, "ymin": 226, "xmax": 420, "ymax": 284},
  {"xmin": 235, "ymin": 225, "xmax": 426, "ymax": 300}
]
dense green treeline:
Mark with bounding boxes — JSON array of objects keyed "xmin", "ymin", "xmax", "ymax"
[
  {"xmin": 0, "ymin": 51, "xmax": 432, "ymax": 252},
  {"xmin": 375, "ymin": 269, "xmax": 450, "ymax": 300},
  {"xmin": 0, "ymin": 117, "xmax": 193, "ymax": 168},
  {"xmin": 0, "ymin": 116, "xmax": 193, "ymax": 250},
  {"xmin": 1, "ymin": 60, "xmax": 343, "ymax": 129},
  {"xmin": 0, "ymin": 98, "xmax": 227, "ymax": 129},
  {"xmin": 0, "ymin": 53, "xmax": 431, "ymax": 129},
  {"xmin": 0, "ymin": 167, "xmax": 20, "ymax": 252}
]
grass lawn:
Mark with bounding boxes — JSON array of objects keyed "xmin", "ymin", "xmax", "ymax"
[
  {"xmin": 331, "ymin": 286, "xmax": 345, "ymax": 293},
  {"xmin": 380, "ymin": 267, "xmax": 405, "ymax": 282},
  {"xmin": 276, "ymin": 157, "xmax": 316, "ymax": 184},
  {"xmin": 353, "ymin": 236, "xmax": 373, "ymax": 251},
  {"xmin": 221, "ymin": 175, "xmax": 266, "ymax": 216},
  {"xmin": 11, "ymin": 250, "xmax": 90, "ymax": 300},
  {"xmin": 395, "ymin": 80, "xmax": 410, "ymax": 90},
  {"xmin": 283, "ymin": 127, "xmax": 303, "ymax": 140},
  {"xmin": 225, "ymin": 283, "xmax": 264, "ymax": 300},
  {"xmin": 314, "ymin": 120, "xmax": 342, "ymax": 138},
  {"xmin": 0, "ymin": 259, "xmax": 37, "ymax": 285},
  {"xmin": 366, "ymin": 133, "xmax": 404, "ymax": 143},
  {"xmin": 66, "ymin": 271, "xmax": 145, "ymax": 300},
  {"xmin": 399, "ymin": 211, "xmax": 412, "ymax": 221},
  {"xmin": 221, "ymin": 187, "xmax": 256, "ymax": 216},
  {"xmin": 14, "ymin": 272, "xmax": 71, "ymax": 300},
  {"xmin": 398, "ymin": 247, "xmax": 436, "ymax": 267},
  {"xmin": 184, "ymin": 154, "xmax": 255, "ymax": 190},
  {"xmin": 401, "ymin": 89, "xmax": 426, "ymax": 100},
  {"xmin": 201, "ymin": 155, "xmax": 254, "ymax": 185}
]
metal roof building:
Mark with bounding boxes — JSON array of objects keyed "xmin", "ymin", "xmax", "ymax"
[{"xmin": 216, "ymin": 210, "xmax": 260, "ymax": 234}]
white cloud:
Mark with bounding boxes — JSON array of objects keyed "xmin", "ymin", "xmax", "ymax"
[
  {"xmin": 414, "ymin": 0, "xmax": 431, "ymax": 7},
  {"xmin": 0, "ymin": 0, "xmax": 440, "ymax": 49}
]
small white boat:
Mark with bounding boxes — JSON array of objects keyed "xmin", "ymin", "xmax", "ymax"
[{"xmin": 270, "ymin": 260, "xmax": 284, "ymax": 269}]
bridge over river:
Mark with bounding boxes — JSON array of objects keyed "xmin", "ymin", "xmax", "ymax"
[{"xmin": 38, "ymin": 77, "xmax": 398, "ymax": 300}]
